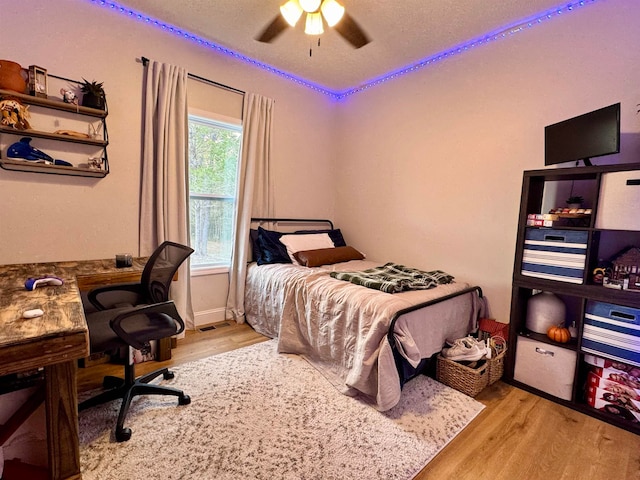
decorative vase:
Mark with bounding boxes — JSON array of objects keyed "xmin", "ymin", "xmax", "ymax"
[
  {"xmin": 82, "ymin": 93, "xmax": 105, "ymax": 110},
  {"xmin": 567, "ymin": 203, "xmax": 582, "ymax": 209},
  {"xmin": 525, "ymin": 291, "xmax": 566, "ymax": 334},
  {"xmin": 0, "ymin": 60, "xmax": 27, "ymax": 93}
]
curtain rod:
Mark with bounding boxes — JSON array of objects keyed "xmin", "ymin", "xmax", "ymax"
[{"xmin": 140, "ymin": 56, "xmax": 245, "ymax": 96}]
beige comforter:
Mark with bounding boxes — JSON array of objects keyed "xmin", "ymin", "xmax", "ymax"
[{"xmin": 245, "ymin": 260, "xmax": 484, "ymax": 410}]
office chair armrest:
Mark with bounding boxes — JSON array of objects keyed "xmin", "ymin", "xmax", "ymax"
[
  {"xmin": 88, "ymin": 282, "xmax": 145, "ymax": 311},
  {"xmin": 109, "ymin": 301, "xmax": 185, "ymax": 351}
]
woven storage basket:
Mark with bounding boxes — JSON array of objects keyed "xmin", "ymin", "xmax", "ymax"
[
  {"xmin": 488, "ymin": 349, "xmax": 507, "ymax": 385},
  {"xmin": 436, "ymin": 354, "xmax": 489, "ymax": 397}
]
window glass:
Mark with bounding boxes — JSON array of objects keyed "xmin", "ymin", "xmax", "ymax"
[{"xmin": 188, "ymin": 115, "xmax": 241, "ymax": 269}]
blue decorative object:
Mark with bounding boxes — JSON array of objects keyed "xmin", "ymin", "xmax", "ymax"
[
  {"xmin": 24, "ymin": 275, "xmax": 64, "ymax": 291},
  {"xmin": 7, "ymin": 137, "xmax": 54, "ymax": 163}
]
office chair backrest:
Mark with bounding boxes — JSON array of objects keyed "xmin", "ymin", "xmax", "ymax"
[{"xmin": 140, "ymin": 241, "xmax": 194, "ymax": 304}]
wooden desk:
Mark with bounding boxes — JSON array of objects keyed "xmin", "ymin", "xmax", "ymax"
[{"xmin": 0, "ymin": 258, "xmax": 146, "ymax": 480}]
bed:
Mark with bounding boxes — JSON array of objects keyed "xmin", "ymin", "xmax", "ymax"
[{"xmin": 244, "ymin": 218, "xmax": 486, "ymax": 411}]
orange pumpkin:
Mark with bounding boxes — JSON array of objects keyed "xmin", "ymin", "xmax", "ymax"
[{"xmin": 547, "ymin": 324, "xmax": 571, "ymax": 343}]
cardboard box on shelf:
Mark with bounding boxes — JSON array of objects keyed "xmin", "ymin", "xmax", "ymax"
[
  {"xmin": 584, "ymin": 354, "xmax": 640, "ymax": 377},
  {"xmin": 586, "ymin": 385, "xmax": 640, "ymax": 412},
  {"xmin": 586, "ymin": 371, "xmax": 640, "ymax": 400},
  {"xmin": 585, "ymin": 385, "xmax": 640, "ymax": 425}
]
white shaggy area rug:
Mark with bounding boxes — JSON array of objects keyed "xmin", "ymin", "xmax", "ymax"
[{"xmin": 79, "ymin": 340, "xmax": 484, "ymax": 480}]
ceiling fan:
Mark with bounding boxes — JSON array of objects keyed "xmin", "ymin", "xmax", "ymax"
[{"xmin": 256, "ymin": 0, "xmax": 370, "ymax": 49}]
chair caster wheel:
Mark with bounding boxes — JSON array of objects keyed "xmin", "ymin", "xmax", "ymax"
[
  {"xmin": 179, "ymin": 394, "xmax": 191, "ymax": 406},
  {"xmin": 116, "ymin": 427, "xmax": 132, "ymax": 442},
  {"xmin": 163, "ymin": 370, "xmax": 175, "ymax": 380}
]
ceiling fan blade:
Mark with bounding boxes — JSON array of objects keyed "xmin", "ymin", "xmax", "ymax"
[
  {"xmin": 333, "ymin": 12, "xmax": 370, "ymax": 49},
  {"xmin": 256, "ymin": 15, "xmax": 289, "ymax": 43}
]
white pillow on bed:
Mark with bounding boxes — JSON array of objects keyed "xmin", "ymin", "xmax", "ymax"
[{"xmin": 279, "ymin": 233, "xmax": 335, "ymax": 264}]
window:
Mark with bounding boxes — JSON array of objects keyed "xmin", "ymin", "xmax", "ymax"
[{"xmin": 188, "ymin": 114, "xmax": 242, "ymax": 271}]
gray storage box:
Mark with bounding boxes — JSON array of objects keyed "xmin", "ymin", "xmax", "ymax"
[{"xmin": 514, "ymin": 336, "xmax": 577, "ymax": 400}]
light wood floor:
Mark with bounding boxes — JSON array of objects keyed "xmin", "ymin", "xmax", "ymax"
[{"xmin": 77, "ymin": 322, "xmax": 640, "ymax": 480}]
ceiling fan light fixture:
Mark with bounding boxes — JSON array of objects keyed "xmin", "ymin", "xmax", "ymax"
[
  {"xmin": 280, "ymin": 0, "xmax": 303, "ymax": 27},
  {"xmin": 320, "ymin": 0, "xmax": 344, "ymax": 27},
  {"xmin": 304, "ymin": 12, "xmax": 324, "ymax": 35},
  {"xmin": 299, "ymin": 0, "xmax": 322, "ymax": 13}
]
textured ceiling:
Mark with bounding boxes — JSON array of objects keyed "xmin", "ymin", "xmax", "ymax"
[{"xmin": 110, "ymin": 0, "xmax": 580, "ymax": 93}]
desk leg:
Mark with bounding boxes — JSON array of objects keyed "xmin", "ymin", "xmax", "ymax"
[{"xmin": 45, "ymin": 361, "xmax": 82, "ymax": 480}]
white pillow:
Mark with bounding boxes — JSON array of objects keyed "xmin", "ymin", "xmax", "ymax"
[{"xmin": 279, "ymin": 233, "xmax": 335, "ymax": 264}]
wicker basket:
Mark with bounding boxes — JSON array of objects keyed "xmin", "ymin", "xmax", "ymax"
[
  {"xmin": 436, "ymin": 354, "xmax": 489, "ymax": 397},
  {"xmin": 488, "ymin": 349, "xmax": 507, "ymax": 385}
]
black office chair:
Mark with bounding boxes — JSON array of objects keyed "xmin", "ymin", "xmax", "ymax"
[{"xmin": 79, "ymin": 241, "xmax": 194, "ymax": 442}]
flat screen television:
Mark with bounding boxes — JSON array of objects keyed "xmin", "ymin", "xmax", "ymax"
[{"xmin": 544, "ymin": 102, "xmax": 620, "ymax": 166}]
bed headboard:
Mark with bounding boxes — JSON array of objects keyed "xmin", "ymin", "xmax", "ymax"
[
  {"xmin": 248, "ymin": 218, "xmax": 337, "ymax": 264},
  {"xmin": 250, "ymin": 218, "xmax": 334, "ymax": 231}
]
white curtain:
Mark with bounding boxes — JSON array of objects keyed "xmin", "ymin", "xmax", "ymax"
[
  {"xmin": 226, "ymin": 93, "xmax": 275, "ymax": 322},
  {"xmin": 139, "ymin": 59, "xmax": 194, "ymax": 329}
]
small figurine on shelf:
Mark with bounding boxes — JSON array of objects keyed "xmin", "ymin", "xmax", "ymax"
[
  {"xmin": 0, "ymin": 98, "xmax": 31, "ymax": 130},
  {"xmin": 592, "ymin": 259, "xmax": 612, "ymax": 285},
  {"xmin": 60, "ymin": 88, "xmax": 78, "ymax": 105},
  {"xmin": 88, "ymin": 157, "xmax": 104, "ymax": 170}
]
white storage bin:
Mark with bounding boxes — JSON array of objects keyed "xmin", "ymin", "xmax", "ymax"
[
  {"xmin": 595, "ymin": 170, "xmax": 640, "ymax": 230},
  {"xmin": 513, "ymin": 336, "xmax": 577, "ymax": 400}
]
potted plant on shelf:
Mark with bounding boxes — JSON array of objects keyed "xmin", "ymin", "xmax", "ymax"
[
  {"xmin": 566, "ymin": 195, "xmax": 584, "ymax": 209},
  {"xmin": 80, "ymin": 78, "xmax": 106, "ymax": 110}
]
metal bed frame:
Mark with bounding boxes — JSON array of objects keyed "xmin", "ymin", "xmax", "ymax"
[
  {"xmin": 249, "ymin": 217, "xmax": 484, "ymax": 386},
  {"xmin": 387, "ymin": 285, "xmax": 484, "ymax": 386},
  {"xmin": 251, "ymin": 217, "xmax": 334, "ymax": 229}
]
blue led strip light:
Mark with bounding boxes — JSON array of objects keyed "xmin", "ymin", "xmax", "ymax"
[
  {"xmin": 335, "ymin": 0, "xmax": 599, "ymax": 100},
  {"xmin": 87, "ymin": 0, "xmax": 340, "ymax": 99},
  {"xmin": 87, "ymin": 0, "xmax": 598, "ymax": 101}
]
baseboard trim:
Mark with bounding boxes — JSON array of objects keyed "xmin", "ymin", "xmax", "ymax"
[{"xmin": 194, "ymin": 308, "xmax": 226, "ymax": 328}]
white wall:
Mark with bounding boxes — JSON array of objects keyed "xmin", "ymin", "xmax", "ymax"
[
  {"xmin": 2, "ymin": 0, "xmax": 640, "ymax": 326},
  {"xmin": 333, "ymin": 0, "xmax": 640, "ymax": 323},
  {"xmin": 0, "ymin": 0, "xmax": 338, "ymax": 319}
]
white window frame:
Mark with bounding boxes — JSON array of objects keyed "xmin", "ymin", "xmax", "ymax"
[{"xmin": 187, "ymin": 108, "xmax": 242, "ymax": 276}]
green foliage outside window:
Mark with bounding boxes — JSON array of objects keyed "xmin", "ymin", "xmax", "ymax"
[{"xmin": 188, "ymin": 117, "xmax": 241, "ymax": 267}]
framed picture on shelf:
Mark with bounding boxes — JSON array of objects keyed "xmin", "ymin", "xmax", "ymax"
[{"xmin": 28, "ymin": 65, "xmax": 47, "ymax": 98}]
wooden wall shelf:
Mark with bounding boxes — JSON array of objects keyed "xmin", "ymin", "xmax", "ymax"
[
  {"xmin": 0, "ymin": 89, "xmax": 107, "ymax": 118},
  {"xmin": 0, "ymin": 158, "xmax": 108, "ymax": 178},
  {"xmin": 0, "ymin": 85, "xmax": 109, "ymax": 178},
  {"xmin": 0, "ymin": 126, "xmax": 108, "ymax": 146}
]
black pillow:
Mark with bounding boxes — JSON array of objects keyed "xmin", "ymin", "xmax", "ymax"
[
  {"xmin": 256, "ymin": 227, "xmax": 292, "ymax": 265},
  {"xmin": 249, "ymin": 229, "xmax": 261, "ymax": 262},
  {"xmin": 294, "ymin": 229, "xmax": 346, "ymax": 247}
]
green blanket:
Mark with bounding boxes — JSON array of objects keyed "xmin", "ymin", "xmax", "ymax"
[{"xmin": 329, "ymin": 263, "xmax": 454, "ymax": 294}]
